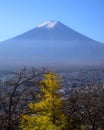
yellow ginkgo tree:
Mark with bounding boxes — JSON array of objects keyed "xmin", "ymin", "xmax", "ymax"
[{"xmin": 21, "ymin": 72, "xmax": 66, "ymax": 130}]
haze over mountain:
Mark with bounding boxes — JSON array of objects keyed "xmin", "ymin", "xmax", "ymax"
[{"xmin": 0, "ymin": 21, "xmax": 104, "ymax": 69}]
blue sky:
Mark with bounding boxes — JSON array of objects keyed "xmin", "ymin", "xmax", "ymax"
[{"xmin": 0, "ymin": 0, "xmax": 104, "ymax": 42}]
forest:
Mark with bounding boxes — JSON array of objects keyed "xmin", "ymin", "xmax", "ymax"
[{"xmin": 0, "ymin": 68, "xmax": 104, "ymax": 130}]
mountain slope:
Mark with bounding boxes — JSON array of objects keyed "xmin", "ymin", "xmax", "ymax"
[{"xmin": 0, "ymin": 21, "xmax": 104, "ymax": 69}]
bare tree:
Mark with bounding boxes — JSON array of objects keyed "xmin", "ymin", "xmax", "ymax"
[
  {"xmin": 0, "ymin": 68, "xmax": 46, "ymax": 130},
  {"xmin": 65, "ymin": 88, "xmax": 85, "ymax": 130},
  {"xmin": 65, "ymin": 84, "xmax": 104, "ymax": 130}
]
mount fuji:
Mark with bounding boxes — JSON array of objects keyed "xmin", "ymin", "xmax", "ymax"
[{"xmin": 0, "ymin": 21, "xmax": 104, "ymax": 69}]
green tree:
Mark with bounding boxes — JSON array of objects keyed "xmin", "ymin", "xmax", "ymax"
[{"xmin": 21, "ymin": 72, "xmax": 66, "ymax": 130}]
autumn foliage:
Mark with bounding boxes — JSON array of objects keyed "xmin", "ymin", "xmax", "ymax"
[
  {"xmin": 21, "ymin": 72, "xmax": 66, "ymax": 130},
  {"xmin": 0, "ymin": 69, "xmax": 104, "ymax": 130}
]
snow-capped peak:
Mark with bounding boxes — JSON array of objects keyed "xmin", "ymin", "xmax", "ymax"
[{"xmin": 37, "ymin": 21, "xmax": 58, "ymax": 29}]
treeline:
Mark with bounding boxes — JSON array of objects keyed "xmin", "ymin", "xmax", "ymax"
[{"xmin": 0, "ymin": 68, "xmax": 104, "ymax": 130}]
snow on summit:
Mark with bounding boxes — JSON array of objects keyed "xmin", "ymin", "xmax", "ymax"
[{"xmin": 37, "ymin": 21, "xmax": 58, "ymax": 29}]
